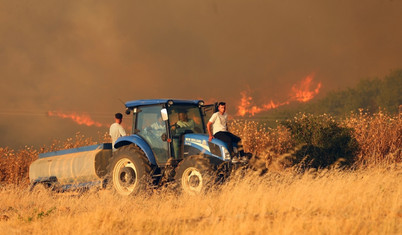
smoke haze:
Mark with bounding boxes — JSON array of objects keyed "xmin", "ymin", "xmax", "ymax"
[{"xmin": 1, "ymin": 0, "xmax": 401, "ymax": 148}]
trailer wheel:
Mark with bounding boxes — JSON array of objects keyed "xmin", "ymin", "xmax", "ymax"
[
  {"xmin": 108, "ymin": 145, "xmax": 151, "ymax": 196},
  {"xmin": 175, "ymin": 155, "xmax": 215, "ymax": 195}
]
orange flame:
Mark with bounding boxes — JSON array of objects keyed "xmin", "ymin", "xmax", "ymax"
[
  {"xmin": 237, "ymin": 73, "xmax": 322, "ymax": 116},
  {"xmin": 47, "ymin": 111, "xmax": 105, "ymax": 127},
  {"xmin": 237, "ymin": 91, "xmax": 253, "ymax": 116},
  {"xmin": 290, "ymin": 74, "xmax": 322, "ymax": 102},
  {"xmin": 237, "ymin": 91, "xmax": 288, "ymax": 116}
]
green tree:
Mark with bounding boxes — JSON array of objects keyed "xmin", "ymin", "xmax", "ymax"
[{"xmin": 377, "ymin": 70, "xmax": 402, "ymax": 113}]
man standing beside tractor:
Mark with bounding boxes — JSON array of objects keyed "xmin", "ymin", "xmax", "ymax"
[
  {"xmin": 207, "ymin": 102, "xmax": 245, "ymax": 162},
  {"xmin": 109, "ymin": 113, "xmax": 127, "ymax": 150}
]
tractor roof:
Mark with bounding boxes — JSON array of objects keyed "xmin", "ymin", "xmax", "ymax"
[{"xmin": 125, "ymin": 99, "xmax": 203, "ymax": 108}]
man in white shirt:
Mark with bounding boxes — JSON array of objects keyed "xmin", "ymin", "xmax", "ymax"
[
  {"xmin": 109, "ymin": 113, "xmax": 127, "ymax": 150},
  {"xmin": 207, "ymin": 102, "xmax": 242, "ymax": 159}
]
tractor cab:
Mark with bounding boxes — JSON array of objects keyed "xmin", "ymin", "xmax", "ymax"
[{"xmin": 123, "ymin": 99, "xmax": 211, "ymax": 166}]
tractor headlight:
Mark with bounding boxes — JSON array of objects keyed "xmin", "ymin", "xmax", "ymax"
[
  {"xmin": 198, "ymin": 100, "xmax": 204, "ymax": 107},
  {"xmin": 222, "ymin": 147, "xmax": 231, "ymax": 160}
]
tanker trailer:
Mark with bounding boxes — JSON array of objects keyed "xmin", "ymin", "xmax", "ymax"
[{"xmin": 29, "ymin": 143, "xmax": 112, "ymax": 191}]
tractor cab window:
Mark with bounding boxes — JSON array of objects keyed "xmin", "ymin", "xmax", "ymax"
[
  {"xmin": 168, "ymin": 105, "xmax": 204, "ymax": 135},
  {"xmin": 168, "ymin": 105, "xmax": 204, "ymax": 159},
  {"xmin": 136, "ymin": 105, "xmax": 169, "ymax": 164}
]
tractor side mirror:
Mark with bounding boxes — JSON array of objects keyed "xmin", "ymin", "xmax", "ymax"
[{"xmin": 161, "ymin": 108, "xmax": 168, "ymax": 121}]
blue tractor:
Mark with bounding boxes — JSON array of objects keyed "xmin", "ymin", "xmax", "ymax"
[
  {"xmin": 109, "ymin": 99, "xmax": 246, "ymax": 195},
  {"xmin": 29, "ymin": 99, "xmax": 251, "ymax": 195}
]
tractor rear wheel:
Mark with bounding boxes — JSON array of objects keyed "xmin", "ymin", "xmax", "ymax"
[
  {"xmin": 175, "ymin": 155, "xmax": 215, "ymax": 195},
  {"xmin": 108, "ymin": 145, "xmax": 151, "ymax": 196}
]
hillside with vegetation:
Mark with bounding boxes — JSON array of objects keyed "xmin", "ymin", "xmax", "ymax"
[
  {"xmin": 261, "ymin": 69, "xmax": 401, "ymax": 122},
  {"xmin": 311, "ymin": 69, "xmax": 401, "ymax": 115}
]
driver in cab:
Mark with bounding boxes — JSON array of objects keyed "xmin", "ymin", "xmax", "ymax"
[{"xmin": 171, "ymin": 111, "xmax": 195, "ymax": 134}]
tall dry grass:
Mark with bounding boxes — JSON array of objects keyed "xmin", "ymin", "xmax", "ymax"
[
  {"xmin": 0, "ymin": 166, "xmax": 400, "ymax": 234},
  {"xmin": 0, "ymin": 111, "xmax": 401, "ymax": 234},
  {"xmin": 0, "ymin": 147, "xmax": 37, "ymax": 186},
  {"xmin": 343, "ymin": 110, "xmax": 401, "ymax": 165}
]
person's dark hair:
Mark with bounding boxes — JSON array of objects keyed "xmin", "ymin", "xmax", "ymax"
[
  {"xmin": 115, "ymin": 113, "xmax": 123, "ymax": 120},
  {"xmin": 218, "ymin": 102, "xmax": 226, "ymax": 106},
  {"xmin": 177, "ymin": 109, "xmax": 188, "ymax": 114}
]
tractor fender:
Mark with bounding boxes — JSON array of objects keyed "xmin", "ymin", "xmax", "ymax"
[{"xmin": 114, "ymin": 135, "xmax": 157, "ymax": 165}]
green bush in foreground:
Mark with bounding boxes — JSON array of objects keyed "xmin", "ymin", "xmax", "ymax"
[{"xmin": 281, "ymin": 113, "xmax": 359, "ymax": 169}]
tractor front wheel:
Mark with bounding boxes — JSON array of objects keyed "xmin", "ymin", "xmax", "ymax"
[{"xmin": 175, "ymin": 156, "xmax": 215, "ymax": 195}]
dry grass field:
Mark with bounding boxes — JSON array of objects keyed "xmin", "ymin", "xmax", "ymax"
[
  {"xmin": 0, "ymin": 111, "xmax": 400, "ymax": 234},
  {"xmin": 0, "ymin": 166, "xmax": 400, "ymax": 234}
]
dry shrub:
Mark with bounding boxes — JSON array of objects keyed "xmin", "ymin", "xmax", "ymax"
[
  {"xmin": 343, "ymin": 109, "xmax": 402, "ymax": 166},
  {"xmin": 230, "ymin": 120, "xmax": 294, "ymax": 155},
  {"xmin": 230, "ymin": 120, "xmax": 296, "ymax": 172},
  {"xmin": 44, "ymin": 132, "xmax": 110, "ymax": 153},
  {"xmin": 0, "ymin": 147, "xmax": 37, "ymax": 186}
]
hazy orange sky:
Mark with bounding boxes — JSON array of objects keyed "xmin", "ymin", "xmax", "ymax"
[{"xmin": 1, "ymin": 0, "xmax": 401, "ymax": 149}]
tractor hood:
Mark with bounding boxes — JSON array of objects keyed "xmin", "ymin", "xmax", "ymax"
[{"xmin": 183, "ymin": 133, "xmax": 231, "ymax": 161}]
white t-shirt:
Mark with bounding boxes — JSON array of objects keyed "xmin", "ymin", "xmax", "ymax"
[
  {"xmin": 109, "ymin": 123, "xmax": 126, "ymax": 147},
  {"xmin": 209, "ymin": 112, "xmax": 227, "ymax": 135}
]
